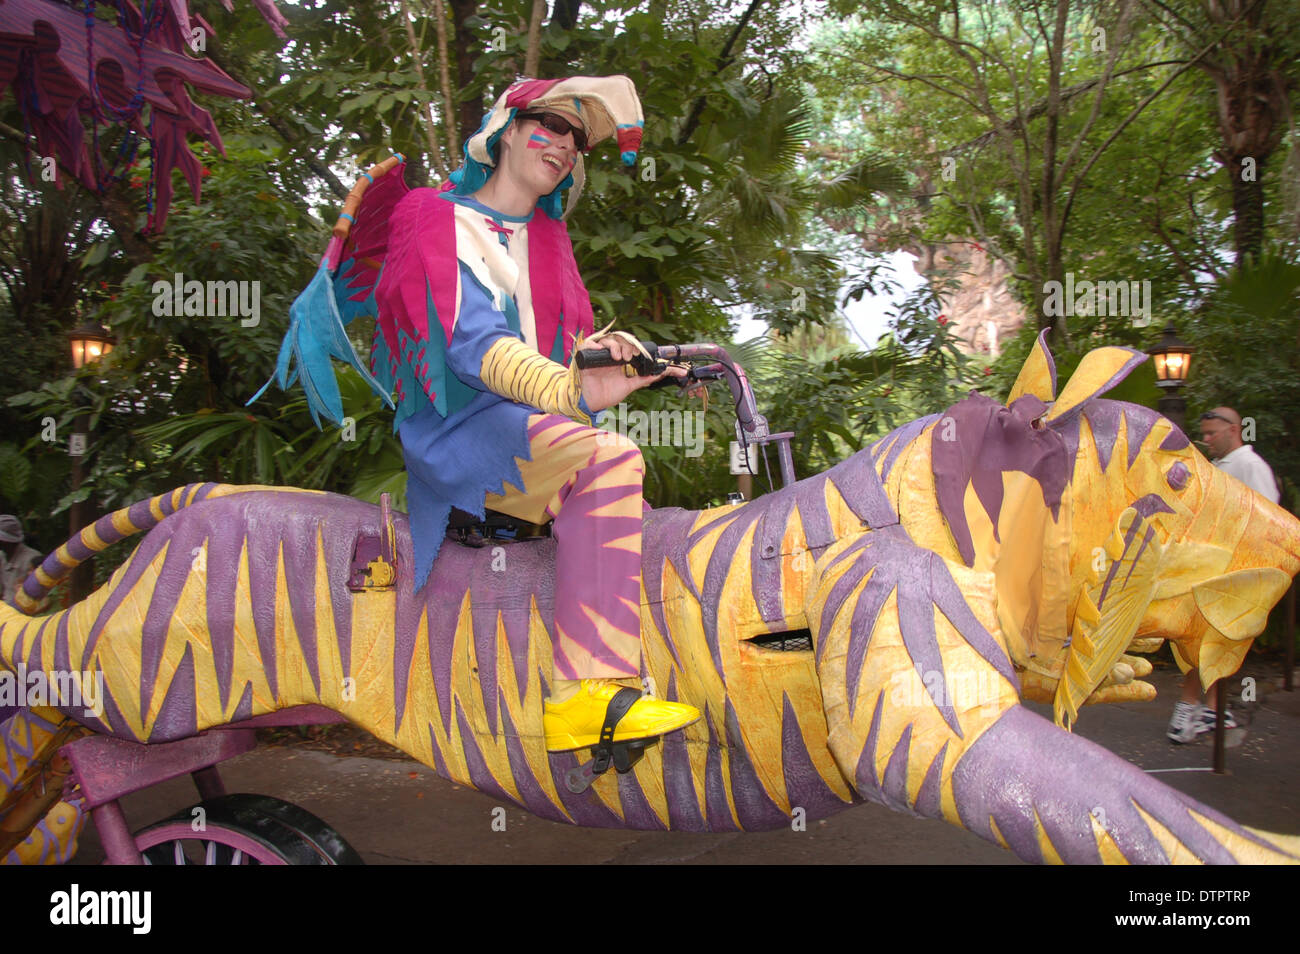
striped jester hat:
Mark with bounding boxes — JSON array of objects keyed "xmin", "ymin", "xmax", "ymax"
[{"xmin": 450, "ymin": 75, "xmax": 645, "ymax": 218}]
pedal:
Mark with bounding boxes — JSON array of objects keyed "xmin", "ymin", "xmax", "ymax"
[{"xmin": 564, "ymin": 740, "xmax": 653, "ymax": 794}]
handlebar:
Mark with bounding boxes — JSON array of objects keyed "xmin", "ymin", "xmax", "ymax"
[{"xmin": 575, "ymin": 339, "xmax": 796, "ymax": 488}]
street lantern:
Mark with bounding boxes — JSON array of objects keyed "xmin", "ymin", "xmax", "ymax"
[
  {"xmin": 65, "ymin": 318, "xmax": 116, "ymax": 604},
  {"xmin": 1147, "ymin": 322, "xmax": 1193, "ymax": 387},
  {"xmin": 67, "ymin": 322, "xmax": 116, "ymax": 370}
]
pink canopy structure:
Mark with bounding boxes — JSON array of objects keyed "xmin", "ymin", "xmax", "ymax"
[{"xmin": 0, "ymin": 0, "xmax": 287, "ymax": 229}]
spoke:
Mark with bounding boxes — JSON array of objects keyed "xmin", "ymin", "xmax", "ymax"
[
  {"xmin": 232, "ymin": 848, "xmax": 244, "ymax": 865},
  {"xmin": 205, "ymin": 841, "xmax": 217, "ymax": 865},
  {"xmin": 174, "ymin": 841, "xmax": 185, "ymax": 865}
]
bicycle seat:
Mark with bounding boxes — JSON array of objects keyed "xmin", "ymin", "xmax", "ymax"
[{"xmin": 447, "ymin": 508, "xmax": 552, "ymax": 546}]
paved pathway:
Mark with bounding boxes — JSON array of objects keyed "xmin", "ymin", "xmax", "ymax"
[{"xmin": 72, "ymin": 665, "xmax": 1298, "ymax": 864}]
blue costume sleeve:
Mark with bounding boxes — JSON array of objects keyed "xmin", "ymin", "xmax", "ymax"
[{"xmin": 446, "ymin": 263, "xmax": 519, "ymax": 391}]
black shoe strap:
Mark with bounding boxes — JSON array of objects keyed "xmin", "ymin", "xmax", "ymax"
[{"xmin": 591, "ymin": 687, "xmax": 642, "ymax": 775}]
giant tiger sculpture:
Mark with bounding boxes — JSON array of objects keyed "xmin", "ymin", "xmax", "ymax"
[{"xmin": 3, "ymin": 338, "xmax": 1299, "ymax": 864}]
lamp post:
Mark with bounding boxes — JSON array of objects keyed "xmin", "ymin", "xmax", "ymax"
[
  {"xmin": 1147, "ymin": 322, "xmax": 1234, "ymax": 770},
  {"xmin": 65, "ymin": 321, "xmax": 116, "ymax": 603},
  {"xmin": 1146, "ymin": 322, "xmax": 1193, "ymax": 434}
]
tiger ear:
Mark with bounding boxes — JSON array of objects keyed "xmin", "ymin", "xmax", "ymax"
[
  {"xmin": 1007, "ymin": 330, "xmax": 1056, "ymax": 403},
  {"xmin": 1044, "ymin": 346, "xmax": 1147, "ymax": 422}
]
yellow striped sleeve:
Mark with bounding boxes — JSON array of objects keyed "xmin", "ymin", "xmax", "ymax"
[{"xmin": 480, "ymin": 337, "xmax": 591, "ymax": 426}]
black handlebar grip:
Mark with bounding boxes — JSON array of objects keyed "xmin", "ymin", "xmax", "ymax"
[
  {"xmin": 575, "ymin": 348, "xmax": 622, "ymax": 369},
  {"xmin": 576, "ymin": 345, "xmax": 663, "ymax": 377}
]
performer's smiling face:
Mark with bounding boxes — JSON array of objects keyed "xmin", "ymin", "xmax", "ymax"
[{"xmin": 497, "ymin": 112, "xmax": 581, "ymax": 200}]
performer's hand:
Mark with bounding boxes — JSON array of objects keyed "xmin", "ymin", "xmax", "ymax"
[{"xmin": 579, "ymin": 336, "xmax": 687, "ymax": 411}]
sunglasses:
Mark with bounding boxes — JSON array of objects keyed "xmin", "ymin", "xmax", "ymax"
[
  {"xmin": 1199, "ymin": 412, "xmax": 1233, "ymax": 425},
  {"xmin": 517, "ymin": 111, "xmax": 589, "ymax": 153}
]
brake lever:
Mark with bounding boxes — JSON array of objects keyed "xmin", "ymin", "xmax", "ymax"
[{"xmin": 646, "ymin": 365, "xmax": 723, "ymax": 390}]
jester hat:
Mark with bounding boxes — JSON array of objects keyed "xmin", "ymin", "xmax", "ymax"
[{"xmin": 450, "ymin": 75, "xmax": 646, "ymax": 219}]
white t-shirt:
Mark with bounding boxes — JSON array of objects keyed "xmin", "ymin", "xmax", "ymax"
[{"xmin": 1214, "ymin": 444, "xmax": 1280, "ymax": 503}]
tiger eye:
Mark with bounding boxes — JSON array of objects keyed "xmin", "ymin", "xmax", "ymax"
[{"xmin": 1167, "ymin": 462, "xmax": 1189, "ymax": 490}]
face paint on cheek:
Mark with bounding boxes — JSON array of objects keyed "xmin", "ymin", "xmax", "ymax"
[
  {"xmin": 527, "ymin": 132, "xmax": 551, "ymax": 149},
  {"xmin": 567, "ymin": 154, "xmax": 577, "ymax": 169}
]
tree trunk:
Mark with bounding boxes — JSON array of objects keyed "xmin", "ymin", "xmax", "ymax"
[
  {"xmin": 524, "ymin": 0, "xmax": 546, "ymax": 77},
  {"xmin": 449, "ymin": 0, "xmax": 485, "ymax": 148},
  {"xmin": 1197, "ymin": 3, "xmax": 1292, "ymax": 264}
]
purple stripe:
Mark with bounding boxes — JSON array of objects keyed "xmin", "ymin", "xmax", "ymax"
[
  {"xmin": 617, "ymin": 766, "xmax": 667, "ymax": 830},
  {"xmin": 232, "ymin": 682, "xmax": 255, "ymax": 723},
  {"xmin": 423, "ymin": 548, "xmax": 469, "ymax": 735},
  {"xmin": 204, "ymin": 512, "xmax": 242, "ymax": 711},
  {"xmin": 26, "ymin": 618, "xmax": 48, "ymax": 689},
  {"xmin": 1038, "ymin": 329, "xmax": 1057, "ymax": 395},
  {"xmin": 815, "ymin": 535, "xmax": 873, "ymax": 667},
  {"xmin": 823, "ymin": 445, "xmax": 899, "ymax": 528},
  {"xmin": 845, "ymin": 555, "xmax": 890, "ymax": 718},
  {"xmin": 1123, "ymin": 404, "xmax": 1160, "ymax": 467},
  {"xmin": 65, "ymin": 534, "xmax": 95, "ymax": 563},
  {"xmin": 499, "ymin": 701, "xmax": 569, "ymax": 823},
  {"xmin": 876, "ymin": 414, "xmax": 939, "ymax": 482},
  {"xmin": 660, "ymin": 707, "xmax": 707, "ymax": 830},
  {"xmin": 691, "ymin": 506, "xmax": 766, "ymax": 677},
  {"xmin": 91, "ymin": 512, "xmax": 127, "ymax": 545},
  {"xmin": 1099, "ymin": 515, "xmax": 1143, "ymax": 608},
  {"xmin": 913, "ymin": 741, "xmax": 948, "ymax": 819},
  {"xmin": 430, "ymin": 724, "xmax": 450, "ymax": 780},
  {"xmin": 280, "ymin": 513, "xmax": 322, "ymax": 697},
  {"xmin": 246, "ymin": 510, "xmax": 283, "ymax": 704},
  {"xmin": 52, "ymin": 611, "xmax": 72, "ymax": 681},
  {"xmin": 136, "ymin": 512, "xmax": 222, "ymax": 722},
  {"xmin": 702, "ymin": 706, "xmax": 739, "ymax": 831},
  {"xmin": 149, "ymin": 643, "xmax": 197, "ymax": 741},
  {"xmin": 1123, "ymin": 524, "xmax": 1156, "ymax": 589},
  {"xmin": 724, "ymin": 698, "xmax": 790, "ymax": 830},
  {"xmin": 1159, "ymin": 427, "xmax": 1190, "ymax": 450},
  {"xmin": 751, "ymin": 495, "xmax": 795, "ymax": 623},
  {"xmin": 928, "ymin": 551, "xmax": 1018, "ymax": 686},
  {"xmin": 454, "ymin": 698, "xmax": 518, "ymax": 807},
  {"xmin": 547, "ymin": 751, "xmax": 627, "ymax": 827},
  {"xmin": 1132, "ymin": 494, "xmax": 1175, "ymax": 519},
  {"xmin": 1083, "ymin": 401, "xmax": 1122, "ymax": 471},
  {"xmin": 126, "ymin": 498, "xmax": 158, "ymax": 531},
  {"xmin": 854, "ymin": 691, "xmax": 886, "ymax": 794},
  {"xmin": 640, "ymin": 509, "xmax": 697, "ymax": 673},
  {"xmin": 879, "ymin": 722, "xmax": 913, "ymax": 812},
  {"xmin": 780, "ymin": 693, "xmax": 851, "ymax": 819},
  {"xmin": 22, "ymin": 573, "xmax": 48, "ymax": 601}
]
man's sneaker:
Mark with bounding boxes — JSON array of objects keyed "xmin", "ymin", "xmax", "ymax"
[
  {"xmin": 1167, "ymin": 701, "xmax": 1201, "ymax": 743},
  {"xmin": 1193, "ymin": 704, "xmax": 1238, "ymax": 735},
  {"xmin": 544, "ymin": 679, "xmax": 701, "ymax": 752}
]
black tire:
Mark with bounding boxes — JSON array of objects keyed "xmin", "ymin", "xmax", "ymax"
[{"xmin": 134, "ymin": 794, "xmax": 363, "ymax": 865}]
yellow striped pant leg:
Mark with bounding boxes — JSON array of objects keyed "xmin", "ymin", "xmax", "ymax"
[{"xmin": 486, "ymin": 414, "xmax": 644, "ymax": 680}]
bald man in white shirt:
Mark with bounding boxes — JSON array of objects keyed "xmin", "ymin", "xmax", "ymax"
[{"xmin": 1167, "ymin": 407, "xmax": 1281, "ymax": 742}]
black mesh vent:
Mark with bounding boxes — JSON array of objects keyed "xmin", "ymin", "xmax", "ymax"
[{"xmin": 747, "ymin": 629, "xmax": 813, "ymax": 652}]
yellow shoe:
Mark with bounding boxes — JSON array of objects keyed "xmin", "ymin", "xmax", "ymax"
[{"xmin": 544, "ymin": 679, "xmax": 701, "ymax": 752}]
